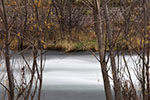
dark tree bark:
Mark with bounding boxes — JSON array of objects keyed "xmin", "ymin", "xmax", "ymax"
[
  {"xmin": 101, "ymin": 0, "xmax": 121, "ymax": 100},
  {"xmin": 92, "ymin": 0, "xmax": 113, "ymax": 100},
  {"xmin": 2, "ymin": 0, "xmax": 15, "ymax": 99}
]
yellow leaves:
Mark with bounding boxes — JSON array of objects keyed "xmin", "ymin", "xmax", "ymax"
[
  {"xmin": 147, "ymin": 25, "xmax": 150, "ymax": 30},
  {"xmin": 43, "ymin": 44, "xmax": 47, "ymax": 49},
  {"xmin": 39, "ymin": 27, "xmax": 42, "ymax": 32},
  {"xmin": 134, "ymin": 11, "xmax": 139, "ymax": 15},
  {"xmin": 44, "ymin": 21, "xmax": 47, "ymax": 24},
  {"xmin": 28, "ymin": 17, "xmax": 34, "ymax": 22},
  {"xmin": 48, "ymin": 1, "xmax": 51, "ymax": 5},
  {"xmin": 11, "ymin": 1, "xmax": 17, "ymax": 6},
  {"xmin": 122, "ymin": 40, "xmax": 129, "ymax": 45},
  {"xmin": 30, "ymin": 26, "xmax": 34, "ymax": 30},
  {"xmin": 6, "ymin": 1, "xmax": 17, "ymax": 6},
  {"xmin": 38, "ymin": 0, "xmax": 42, "ymax": 7},
  {"xmin": 40, "ymin": 39, "xmax": 47, "ymax": 49},
  {"xmin": 40, "ymin": 39, "xmax": 44, "ymax": 44},
  {"xmin": 145, "ymin": 34, "xmax": 150, "ymax": 38},
  {"xmin": 145, "ymin": 40, "xmax": 149, "ymax": 45},
  {"xmin": 142, "ymin": 39, "xmax": 149, "ymax": 45},
  {"xmin": 35, "ymin": 0, "xmax": 42, "ymax": 7},
  {"xmin": 58, "ymin": 15, "xmax": 62, "ymax": 19},
  {"xmin": 34, "ymin": 0, "xmax": 38, "ymax": 3},
  {"xmin": 44, "ymin": 21, "xmax": 51, "ymax": 29},
  {"xmin": 130, "ymin": 16, "xmax": 135, "ymax": 22},
  {"xmin": 33, "ymin": 24, "xmax": 38, "ymax": 28},
  {"xmin": 17, "ymin": 32, "xmax": 21, "ymax": 37},
  {"xmin": 48, "ymin": 26, "xmax": 50, "ymax": 29},
  {"xmin": 0, "ymin": 17, "xmax": 3, "ymax": 22},
  {"xmin": 50, "ymin": 12, "xmax": 53, "ymax": 15}
]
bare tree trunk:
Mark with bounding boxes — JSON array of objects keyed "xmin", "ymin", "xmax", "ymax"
[
  {"xmin": 68, "ymin": 0, "xmax": 72, "ymax": 39},
  {"xmin": 142, "ymin": 0, "xmax": 147, "ymax": 99},
  {"xmin": 18, "ymin": 0, "xmax": 28, "ymax": 50},
  {"xmin": 2, "ymin": 0, "xmax": 14, "ymax": 99},
  {"xmin": 93, "ymin": 0, "xmax": 113, "ymax": 100},
  {"xmin": 102, "ymin": 0, "xmax": 121, "ymax": 100},
  {"xmin": 37, "ymin": 49, "xmax": 44, "ymax": 100},
  {"xmin": 52, "ymin": 0, "xmax": 66, "ymax": 40},
  {"xmin": 25, "ymin": 47, "xmax": 37, "ymax": 100},
  {"xmin": 146, "ymin": 2, "xmax": 150, "ymax": 99}
]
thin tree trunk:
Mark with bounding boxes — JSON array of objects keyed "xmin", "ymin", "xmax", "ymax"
[
  {"xmin": 142, "ymin": 0, "xmax": 147, "ymax": 99},
  {"xmin": 37, "ymin": 49, "xmax": 44, "ymax": 100},
  {"xmin": 2, "ymin": 0, "xmax": 14, "ymax": 99},
  {"xmin": 102, "ymin": 0, "xmax": 121, "ymax": 100},
  {"xmin": 25, "ymin": 47, "xmax": 37, "ymax": 100},
  {"xmin": 93, "ymin": 0, "xmax": 113, "ymax": 100},
  {"xmin": 68, "ymin": 0, "xmax": 72, "ymax": 39}
]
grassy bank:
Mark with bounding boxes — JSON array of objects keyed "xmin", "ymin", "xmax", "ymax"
[
  {"xmin": 5, "ymin": 29, "xmax": 144, "ymax": 52},
  {"xmin": 46, "ymin": 39, "xmax": 98, "ymax": 52},
  {"xmin": 8, "ymin": 35, "xmax": 143, "ymax": 53}
]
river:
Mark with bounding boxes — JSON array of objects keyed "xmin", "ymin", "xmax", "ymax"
[
  {"xmin": 0, "ymin": 51, "xmax": 140, "ymax": 100},
  {"xmin": 42, "ymin": 51, "xmax": 105, "ymax": 100}
]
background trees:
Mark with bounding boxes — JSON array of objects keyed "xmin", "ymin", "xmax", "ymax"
[
  {"xmin": 1, "ymin": 0, "xmax": 150, "ymax": 100},
  {"xmin": 84, "ymin": 0, "xmax": 150, "ymax": 100},
  {"xmin": 0, "ymin": 0, "xmax": 46, "ymax": 99}
]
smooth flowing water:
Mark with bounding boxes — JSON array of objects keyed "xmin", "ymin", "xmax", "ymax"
[
  {"xmin": 42, "ymin": 51, "xmax": 105, "ymax": 100},
  {"xmin": 0, "ymin": 51, "xmax": 140, "ymax": 100},
  {"xmin": 41, "ymin": 51, "xmax": 140, "ymax": 100}
]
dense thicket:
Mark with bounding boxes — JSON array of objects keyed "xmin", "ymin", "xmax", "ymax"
[{"xmin": 1, "ymin": 0, "xmax": 150, "ymax": 100}]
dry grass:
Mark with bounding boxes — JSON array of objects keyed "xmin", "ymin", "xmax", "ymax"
[{"xmin": 3, "ymin": 31, "xmax": 146, "ymax": 52}]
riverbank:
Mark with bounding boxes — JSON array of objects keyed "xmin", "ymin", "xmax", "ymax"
[{"xmin": 6, "ymin": 32, "xmax": 143, "ymax": 53}]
